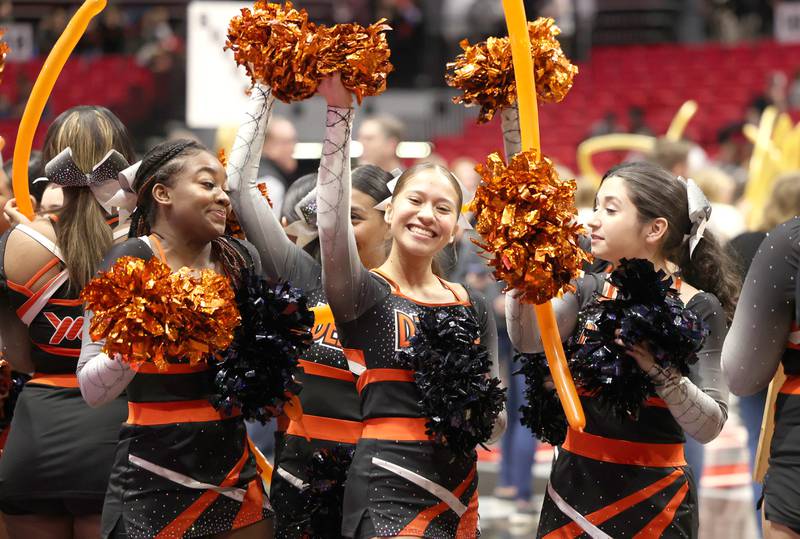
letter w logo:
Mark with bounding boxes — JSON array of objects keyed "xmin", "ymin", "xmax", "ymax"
[{"xmin": 43, "ymin": 313, "xmax": 84, "ymax": 345}]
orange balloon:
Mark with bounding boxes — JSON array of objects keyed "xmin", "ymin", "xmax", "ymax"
[
  {"xmin": 501, "ymin": 0, "xmax": 585, "ymax": 431},
  {"xmin": 12, "ymin": 0, "xmax": 107, "ymax": 219}
]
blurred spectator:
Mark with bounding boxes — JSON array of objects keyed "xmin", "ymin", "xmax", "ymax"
[
  {"xmin": 627, "ymin": 106, "xmax": 654, "ymax": 136},
  {"xmin": 587, "ymin": 112, "xmax": 624, "ymax": 138},
  {"xmin": 450, "ymin": 156, "xmax": 481, "ymax": 196},
  {"xmin": 575, "ymin": 177, "xmax": 596, "ymax": 225},
  {"xmin": 691, "ymin": 166, "xmax": 745, "ymax": 244},
  {"xmin": 377, "ymin": 0, "xmax": 424, "ymax": 86},
  {"xmin": 647, "ymin": 137, "xmax": 692, "ymax": 178},
  {"xmin": 715, "ymin": 121, "xmax": 751, "ymax": 193},
  {"xmin": 789, "ymin": 69, "xmax": 800, "ymax": 112},
  {"xmin": 357, "ymin": 114, "xmax": 404, "ymax": 172},
  {"xmin": 257, "ymin": 115, "xmax": 298, "ymax": 213},
  {"xmin": 747, "ymin": 71, "xmax": 788, "ymax": 125}
]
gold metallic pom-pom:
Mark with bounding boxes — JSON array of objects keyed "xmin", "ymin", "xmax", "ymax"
[
  {"xmin": 470, "ymin": 150, "xmax": 590, "ymax": 304},
  {"xmin": 226, "ymin": 1, "xmax": 320, "ymax": 103},
  {"xmin": 316, "ymin": 19, "xmax": 393, "ymax": 104},
  {"xmin": 81, "ymin": 256, "xmax": 241, "ymax": 370},
  {"xmin": 446, "ymin": 17, "xmax": 578, "ymax": 123}
]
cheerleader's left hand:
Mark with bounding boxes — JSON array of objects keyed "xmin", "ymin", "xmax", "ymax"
[{"xmin": 615, "ymin": 330, "xmax": 656, "ymax": 373}]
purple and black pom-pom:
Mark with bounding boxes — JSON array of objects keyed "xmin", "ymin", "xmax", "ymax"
[
  {"xmin": 396, "ymin": 306, "xmax": 506, "ymax": 456},
  {"xmin": 211, "ymin": 271, "xmax": 313, "ymax": 423}
]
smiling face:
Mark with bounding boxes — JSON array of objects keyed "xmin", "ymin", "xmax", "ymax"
[
  {"xmin": 351, "ymin": 188, "xmax": 389, "ymax": 269},
  {"xmin": 151, "ymin": 150, "xmax": 230, "ymax": 243},
  {"xmin": 589, "ymin": 175, "xmax": 665, "ymax": 265},
  {"xmin": 385, "ymin": 168, "xmax": 461, "ymax": 260}
]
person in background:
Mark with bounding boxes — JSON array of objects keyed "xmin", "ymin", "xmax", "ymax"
[
  {"xmin": 356, "ymin": 114, "xmax": 404, "ymax": 172},
  {"xmin": 648, "ymin": 137, "xmax": 693, "ymax": 179},
  {"xmin": 258, "ymin": 115, "xmax": 298, "ymax": 213},
  {"xmin": 691, "ymin": 166, "xmax": 745, "ymax": 244}
]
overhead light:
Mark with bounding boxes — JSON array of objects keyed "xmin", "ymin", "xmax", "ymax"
[
  {"xmin": 292, "ymin": 141, "xmax": 431, "ymax": 160},
  {"xmin": 396, "ymin": 142, "xmax": 432, "ymax": 159}
]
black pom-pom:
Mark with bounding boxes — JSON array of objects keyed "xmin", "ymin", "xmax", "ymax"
[
  {"xmin": 396, "ymin": 306, "xmax": 506, "ymax": 456},
  {"xmin": 569, "ymin": 259, "xmax": 709, "ymax": 419},
  {"xmin": 211, "ymin": 271, "xmax": 313, "ymax": 423},
  {"xmin": 295, "ymin": 446, "xmax": 355, "ymax": 538},
  {"xmin": 515, "ymin": 351, "xmax": 567, "ymax": 445}
]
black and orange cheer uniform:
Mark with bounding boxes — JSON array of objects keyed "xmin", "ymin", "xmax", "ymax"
[
  {"xmin": 337, "ymin": 270, "xmax": 495, "ymax": 539},
  {"xmin": 536, "ymin": 274, "xmax": 728, "ymax": 538},
  {"xmin": 86, "ymin": 236, "xmax": 271, "ymax": 538},
  {"xmin": 0, "ymin": 221, "xmax": 127, "ymax": 516},
  {"xmin": 271, "ymin": 282, "xmax": 362, "ymax": 538}
]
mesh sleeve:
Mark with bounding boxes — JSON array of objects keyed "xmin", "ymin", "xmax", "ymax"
[
  {"xmin": 316, "ymin": 106, "xmax": 386, "ymax": 322},
  {"xmin": 226, "ymin": 84, "xmax": 321, "ymax": 289}
]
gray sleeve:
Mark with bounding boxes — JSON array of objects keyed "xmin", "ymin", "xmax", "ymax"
[
  {"xmin": 226, "ymin": 84, "xmax": 321, "ymax": 289},
  {"xmin": 648, "ymin": 293, "xmax": 729, "ymax": 443},
  {"xmin": 505, "ymin": 273, "xmax": 601, "ymax": 353},
  {"xmin": 76, "ymin": 310, "xmax": 136, "ymax": 407},
  {"xmin": 316, "ymin": 106, "xmax": 385, "ymax": 322},
  {"xmin": 722, "ymin": 219, "xmax": 799, "ymax": 396},
  {"xmin": 471, "ymin": 289, "xmax": 506, "ymax": 443}
]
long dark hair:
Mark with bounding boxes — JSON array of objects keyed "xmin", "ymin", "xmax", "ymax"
[
  {"xmin": 130, "ymin": 139, "xmax": 247, "ymax": 285},
  {"xmin": 602, "ymin": 162, "xmax": 740, "ymax": 320},
  {"xmin": 43, "ymin": 105, "xmax": 135, "ymax": 289}
]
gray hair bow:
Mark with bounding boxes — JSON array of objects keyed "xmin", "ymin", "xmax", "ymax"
[{"xmin": 684, "ymin": 178, "xmax": 712, "ymax": 258}]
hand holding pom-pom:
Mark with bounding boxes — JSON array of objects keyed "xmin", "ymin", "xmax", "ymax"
[
  {"xmin": 226, "ymin": 1, "xmax": 320, "ymax": 102},
  {"xmin": 470, "ymin": 150, "xmax": 590, "ymax": 305},
  {"xmin": 396, "ymin": 307, "xmax": 506, "ymax": 456},
  {"xmin": 569, "ymin": 259, "xmax": 709, "ymax": 419},
  {"xmin": 81, "ymin": 256, "xmax": 239, "ymax": 370},
  {"xmin": 316, "ymin": 20, "xmax": 393, "ymax": 104},
  {"xmin": 212, "ymin": 271, "xmax": 313, "ymax": 423},
  {"xmin": 446, "ymin": 17, "xmax": 577, "ymax": 123}
]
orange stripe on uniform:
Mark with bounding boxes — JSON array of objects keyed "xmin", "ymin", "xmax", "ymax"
[
  {"xmin": 232, "ymin": 478, "xmax": 265, "ymax": 531},
  {"xmin": 297, "ymin": 359, "xmax": 354, "ymax": 382},
  {"xmin": 286, "ymin": 414, "xmax": 362, "ymax": 444},
  {"xmin": 779, "ymin": 375, "xmax": 800, "ymax": 395},
  {"xmin": 399, "ymin": 466, "xmax": 477, "ymax": 536},
  {"xmin": 356, "ymin": 368, "xmax": 415, "ymax": 393},
  {"xmin": 29, "ymin": 373, "xmax": 79, "ymax": 387},
  {"xmin": 155, "ymin": 447, "xmax": 250, "ymax": 538},
  {"xmin": 127, "ymin": 400, "xmax": 240, "ymax": 426},
  {"xmin": 543, "ymin": 470, "xmax": 684, "ymax": 539},
  {"xmin": 563, "ymin": 428, "xmax": 686, "ymax": 467},
  {"xmin": 632, "ymin": 481, "xmax": 689, "ymax": 538},
  {"xmin": 362, "ymin": 418, "xmax": 432, "ymax": 442}
]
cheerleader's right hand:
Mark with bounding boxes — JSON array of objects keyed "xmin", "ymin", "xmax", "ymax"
[
  {"xmin": 3, "ymin": 198, "xmax": 32, "ymax": 226},
  {"xmin": 318, "ymin": 74, "xmax": 353, "ymax": 108}
]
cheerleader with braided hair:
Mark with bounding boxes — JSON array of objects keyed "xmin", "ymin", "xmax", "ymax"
[{"xmin": 77, "ymin": 139, "xmax": 273, "ymax": 539}]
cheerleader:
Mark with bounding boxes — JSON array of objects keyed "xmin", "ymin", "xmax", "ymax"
[
  {"xmin": 227, "ymin": 85, "xmax": 392, "ymax": 537},
  {"xmin": 314, "ymin": 75, "xmax": 505, "ymax": 538},
  {"xmin": 507, "ymin": 162, "xmax": 736, "ymax": 537},
  {"xmin": 722, "ymin": 217, "xmax": 800, "ymax": 538},
  {"xmin": 77, "ymin": 139, "xmax": 272, "ymax": 538},
  {"xmin": 0, "ymin": 106, "xmax": 133, "ymax": 538}
]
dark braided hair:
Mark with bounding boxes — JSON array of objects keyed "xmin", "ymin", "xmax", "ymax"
[{"xmin": 131, "ymin": 139, "xmax": 248, "ymax": 286}]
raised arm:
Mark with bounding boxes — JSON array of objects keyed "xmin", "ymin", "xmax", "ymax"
[
  {"xmin": 501, "ymin": 103, "xmax": 521, "ymax": 159},
  {"xmin": 316, "ymin": 78, "xmax": 381, "ymax": 322},
  {"xmin": 226, "ymin": 84, "xmax": 319, "ymax": 286},
  {"xmin": 722, "ymin": 220, "xmax": 798, "ymax": 395}
]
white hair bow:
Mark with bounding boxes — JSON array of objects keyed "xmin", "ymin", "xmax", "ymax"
[{"xmin": 683, "ymin": 178, "xmax": 712, "ymax": 258}]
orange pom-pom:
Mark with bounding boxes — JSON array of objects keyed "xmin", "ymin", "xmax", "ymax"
[
  {"xmin": 226, "ymin": 1, "xmax": 320, "ymax": 102},
  {"xmin": 446, "ymin": 17, "xmax": 578, "ymax": 123},
  {"xmin": 470, "ymin": 150, "xmax": 590, "ymax": 304},
  {"xmin": 316, "ymin": 19, "xmax": 393, "ymax": 104},
  {"xmin": 81, "ymin": 257, "xmax": 240, "ymax": 370}
]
